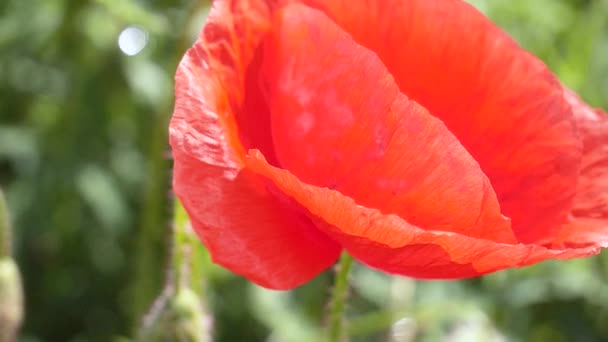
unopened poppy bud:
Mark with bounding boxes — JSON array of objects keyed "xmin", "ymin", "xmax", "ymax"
[
  {"xmin": 138, "ymin": 286, "xmax": 210, "ymax": 342},
  {"xmin": 0, "ymin": 258, "xmax": 24, "ymax": 342}
]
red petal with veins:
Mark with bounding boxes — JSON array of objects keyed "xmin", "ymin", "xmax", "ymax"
[
  {"xmin": 170, "ymin": 0, "xmax": 340, "ymax": 289},
  {"xmin": 551, "ymin": 89, "xmax": 608, "ymax": 248},
  {"xmin": 260, "ymin": 3, "xmax": 515, "ymax": 244},
  {"xmin": 300, "ymin": 0, "xmax": 582, "ymax": 243},
  {"xmin": 242, "ymin": 3, "xmax": 597, "ymax": 278},
  {"xmin": 247, "ymin": 150, "xmax": 598, "ymax": 279}
]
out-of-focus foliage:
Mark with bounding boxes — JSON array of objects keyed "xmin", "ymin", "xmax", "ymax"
[{"xmin": 0, "ymin": 0, "xmax": 606, "ymax": 341}]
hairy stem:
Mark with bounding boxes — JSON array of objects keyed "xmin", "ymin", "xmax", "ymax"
[{"xmin": 326, "ymin": 252, "xmax": 354, "ymax": 342}]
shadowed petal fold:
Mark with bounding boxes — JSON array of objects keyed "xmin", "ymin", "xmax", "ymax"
[{"xmin": 170, "ymin": 0, "xmax": 340, "ymax": 289}]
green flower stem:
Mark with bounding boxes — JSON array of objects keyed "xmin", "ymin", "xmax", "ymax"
[
  {"xmin": 326, "ymin": 252, "xmax": 354, "ymax": 342},
  {"xmin": 137, "ymin": 198, "xmax": 210, "ymax": 342},
  {"xmin": 172, "ymin": 200, "xmax": 189, "ymax": 290},
  {"xmin": 171, "ymin": 198, "xmax": 206, "ymax": 295},
  {"xmin": 0, "ymin": 191, "xmax": 11, "ymax": 258}
]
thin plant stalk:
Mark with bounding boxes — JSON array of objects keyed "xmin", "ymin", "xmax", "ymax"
[
  {"xmin": 137, "ymin": 198, "xmax": 210, "ymax": 341},
  {"xmin": 326, "ymin": 252, "xmax": 354, "ymax": 342}
]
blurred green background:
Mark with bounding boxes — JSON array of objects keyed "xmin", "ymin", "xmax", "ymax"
[{"xmin": 1, "ymin": 0, "xmax": 607, "ymax": 341}]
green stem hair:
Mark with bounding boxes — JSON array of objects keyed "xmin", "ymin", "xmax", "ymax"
[{"xmin": 326, "ymin": 252, "xmax": 354, "ymax": 342}]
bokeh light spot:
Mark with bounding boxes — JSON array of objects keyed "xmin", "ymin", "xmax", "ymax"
[{"xmin": 118, "ymin": 26, "xmax": 148, "ymax": 56}]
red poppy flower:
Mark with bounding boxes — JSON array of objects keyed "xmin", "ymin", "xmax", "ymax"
[{"xmin": 169, "ymin": 0, "xmax": 608, "ymax": 289}]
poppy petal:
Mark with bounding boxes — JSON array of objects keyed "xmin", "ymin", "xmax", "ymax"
[
  {"xmin": 170, "ymin": 0, "xmax": 341, "ymax": 289},
  {"xmin": 567, "ymin": 90, "xmax": 608, "ymax": 221},
  {"xmin": 551, "ymin": 90, "xmax": 608, "ymax": 248},
  {"xmin": 299, "ymin": 0, "xmax": 582, "ymax": 244},
  {"xmin": 260, "ymin": 3, "xmax": 516, "ymax": 243},
  {"xmin": 247, "ymin": 150, "xmax": 599, "ymax": 279}
]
